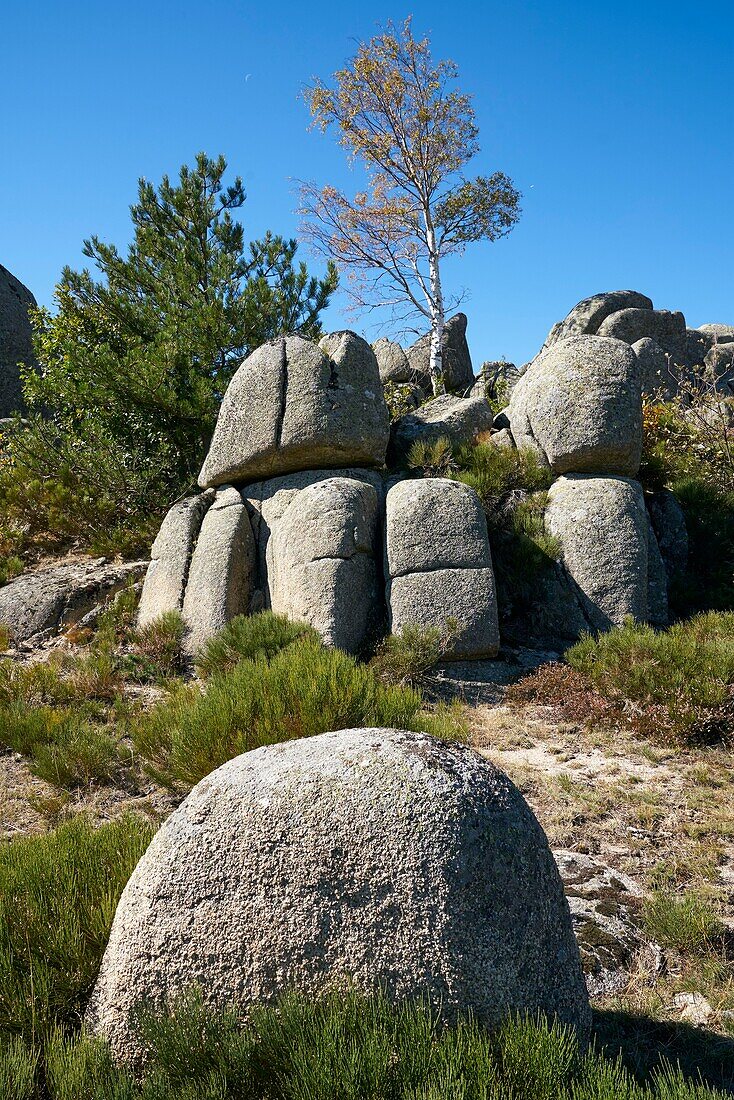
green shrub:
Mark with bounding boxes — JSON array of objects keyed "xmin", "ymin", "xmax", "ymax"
[
  {"xmin": 134, "ymin": 634, "xmax": 449, "ymax": 789},
  {"xmin": 566, "ymin": 612, "xmax": 734, "ymax": 744},
  {"xmin": 369, "ymin": 620, "xmax": 459, "ymax": 687},
  {"xmin": 643, "ymin": 891, "xmax": 725, "ymax": 956},
  {"xmin": 24, "ymin": 989, "xmax": 731, "ymax": 1099},
  {"xmin": 195, "ymin": 612, "xmax": 318, "ymax": 680},
  {"xmin": 133, "ymin": 612, "xmax": 186, "ymax": 679},
  {"xmin": 0, "ymin": 814, "xmax": 153, "ymax": 1043},
  {"xmin": 0, "ymin": 1035, "xmax": 37, "ymax": 1100},
  {"xmin": 670, "ymin": 479, "xmax": 734, "ymax": 615}
]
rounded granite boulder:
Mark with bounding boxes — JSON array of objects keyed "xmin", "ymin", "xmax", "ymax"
[{"xmin": 88, "ymin": 728, "xmax": 590, "ymax": 1064}]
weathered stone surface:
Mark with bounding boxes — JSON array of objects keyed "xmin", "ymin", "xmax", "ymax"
[
  {"xmin": 509, "ymin": 336, "xmax": 643, "ymax": 476},
  {"xmin": 88, "ymin": 728, "xmax": 590, "ymax": 1064},
  {"xmin": 269, "ymin": 478, "xmax": 380, "ymax": 653},
  {"xmin": 632, "ymin": 338, "xmax": 677, "ymax": 397},
  {"xmin": 198, "ymin": 333, "xmax": 389, "ymax": 488},
  {"xmin": 596, "ymin": 308, "xmax": 687, "ymax": 362},
  {"xmin": 390, "ymin": 394, "xmax": 494, "ymax": 461},
  {"xmin": 372, "ymin": 338, "xmax": 412, "ymax": 384},
  {"xmin": 704, "ymin": 343, "xmax": 734, "ymax": 393},
  {"xmin": 492, "ymin": 427, "xmax": 515, "ymax": 449},
  {"xmin": 137, "ymin": 493, "xmax": 212, "ymax": 628},
  {"xmin": 553, "ymin": 851, "xmax": 660, "ymax": 998},
  {"xmin": 385, "ymin": 479, "xmax": 489, "ymax": 577},
  {"xmin": 685, "ymin": 328, "xmax": 712, "ymax": 369},
  {"xmin": 542, "ymin": 291, "xmax": 653, "ymax": 348},
  {"xmin": 181, "ymin": 487, "xmax": 255, "ymax": 655},
  {"xmin": 545, "ymin": 475, "xmax": 651, "ymax": 632},
  {"xmin": 0, "ymin": 264, "xmax": 37, "ymax": 417},
  {"xmin": 0, "ymin": 558, "xmax": 147, "ymax": 643},
  {"xmin": 698, "ymin": 323, "xmax": 734, "ymax": 344},
  {"xmin": 647, "ymin": 489, "xmax": 688, "ymax": 581},
  {"xmin": 406, "ymin": 313, "xmax": 474, "ymax": 393},
  {"xmin": 243, "ymin": 469, "xmax": 383, "ymax": 612},
  {"xmin": 385, "ymin": 479, "xmax": 499, "ymax": 659}
]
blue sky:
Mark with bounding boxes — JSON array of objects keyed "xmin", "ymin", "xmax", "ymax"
[{"xmin": 2, "ymin": 0, "xmax": 732, "ymax": 367}]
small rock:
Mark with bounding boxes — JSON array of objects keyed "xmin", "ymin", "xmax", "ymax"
[{"xmin": 672, "ymin": 991, "xmax": 713, "ymax": 1026}]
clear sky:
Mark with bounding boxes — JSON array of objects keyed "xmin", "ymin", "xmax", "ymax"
[{"xmin": 2, "ymin": 0, "xmax": 732, "ymax": 367}]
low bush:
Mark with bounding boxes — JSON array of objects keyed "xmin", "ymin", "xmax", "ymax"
[
  {"xmin": 369, "ymin": 620, "xmax": 458, "ymax": 687},
  {"xmin": 7, "ymin": 989, "xmax": 729, "ymax": 1099},
  {"xmin": 512, "ymin": 613, "xmax": 734, "ymax": 745},
  {"xmin": 134, "ymin": 632, "xmax": 450, "ymax": 789},
  {"xmin": 0, "ymin": 814, "xmax": 153, "ymax": 1044},
  {"xmin": 133, "ymin": 611, "xmax": 186, "ymax": 680},
  {"xmin": 195, "ymin": 612, "xmax": 318, "ymax": 680}
]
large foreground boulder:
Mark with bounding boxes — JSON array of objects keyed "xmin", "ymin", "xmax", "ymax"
[
  {"xmin": 199, "ymin": 333, "xmax": 390, "ymax": 488},
  {"xmin": 269, "ymin": 477, "xmax": 381, "ymax": 653},
  {"xmin": 88, "ymin": 728, "xmax": 590, "ymax": 1064},
  {"xmin": 385, "ymin": 478, "xmax": 499, "ymax": 659},
  {"xmin": 0, "ymin": 263, "xmax": 37, "ymax": 417},
  {"xmin": 509, "ymin": 335, "xmax": 643, "ymax": 476},
  {"xmin": 545, "ymin": 475, "xmax": 664, "ymax": 632}
]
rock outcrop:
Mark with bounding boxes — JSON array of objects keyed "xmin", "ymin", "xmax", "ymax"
[
  {"xmin": 385, "ymin": 479, "xmax": 500, "ymax": 658},
  {"xmin": 542, "ymin": 291, "xmax": 653, "ymax": 349},
  {"xmin": 544, "ymin": 475, "xmax": 662, "ymax": 632},
  {"xmin": 390, "ymin": 393, "xmax": 494, "ymax": 460},
  {"xmin": 0, "ymin": 558, "xmax": 147, "ymax": 644},
  {"xmin": 181, "ymin": 487, "xmax": 255, "ymax": 656},
  {"xmin": 199, "ymin": 333, "xmax": 390, "ymax": 488},
  {"xmin": 0, "ymin": 264, "xmax": 37, "ymax": 417},
  {"xmin": 88, "ymin": 727, "xmax": 590, "ymax": 1064},
  {"xmin": 372, "ymin": 338, "xmax": 412, "ymax": 384},
  {"xmin": 137, "ymin": 493, "xmax": 213, "ymax": 628},
  {"xmin": 509, "ymin": 335, "xmax": 643, "ymax": 476},
  {"xmin": 269, "ymin": 477, "xmax": 381, "ymax": 653}
]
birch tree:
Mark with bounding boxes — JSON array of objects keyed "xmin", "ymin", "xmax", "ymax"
[{"xmin": 300, "ymin": 19, "xmax": 521, "ymax": 395}]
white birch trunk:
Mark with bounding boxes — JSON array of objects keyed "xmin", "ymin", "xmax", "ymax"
[{"xmin": 426, "ymin": 225, "xmax": 445, "ymax": 396}]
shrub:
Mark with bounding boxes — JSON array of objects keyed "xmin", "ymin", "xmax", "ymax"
[
  {"xmin": 21, "ymin": 989, "xmax": 731, "ymax": 1099},
  {"xmin": 133, "ymin": 611, "xmax": 186, "ymax": 679},
  {"xmin": 195, "ymin": 612, "xmax": 318, "ymax": 680},
  {"xmin": 134, "ymin": 634, "xmax": 449, "ymax": 789},
  {"xmin": 643, "ymin": 891, "xmax": 725, "ymax": 956},
  {"xmin": 0, "ymin": 814, "xmax": 153, "ymax": 1043},
  {"xmin": 369, "ymin": 620, "xmax": 458, "ymax": 687},
  {"xmin": 565, "ymin": 612, "xmax": 734, "ymax": 744}
]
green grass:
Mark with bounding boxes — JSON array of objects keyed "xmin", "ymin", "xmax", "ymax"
[
  {"xmin": 0, "ymin": 814, "xmax": 153, "ymax": 1044},
  {"xmin": 565, "ymin": 612, "xmax": 734, "ymax": 744},
  {"xmin": 643, "ymin": 891, "xmax": 725, "ymax": 956},
  {"xmin": 369, "ymin": 620, "xmax": 458, "ymax": 687},
  {"xmin": 134, "ymin": 630, "xmax": 458, "ymax": 789},
  {"xmin": 4, "ymin": 989, "xmax": 728, "ymax": 1099}
]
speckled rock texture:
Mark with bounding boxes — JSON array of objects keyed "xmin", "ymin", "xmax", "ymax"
[
  {"xmin": 0, "ymin": 263, "xmax": 37, "ymax": 417},
  {"xmin": 137, "ymin": 493, "xmax": 213, "ymax": 628},
  {"xmin": 704, "ymin": 342, "xmax": 734, "ymax": 393},
  {"xmin": 553, "ymin": 851, "xmax": 660, "ymax": 998},
  {"xmin": 647, "ymin": 488, "xmax": 688, "ymax": 581},
  {"xmin": 242, "ymin": 469, "xmax": 384, "ymax": 612},
  {"xmin": 88, "ymin": 728, "xmax": 590, "ymax": 1065},
  {"xmin": 269, "ymin": 477, "xmax": 381, "ymax": 653},
  {"xmin": 372, "ymin": 337, "xmax": 412, "ymax": 384},
  {"xmin": 509, "ymin": 335, "xmax": 643, "ymax": 476},
  {"xmin": 390, "ymin": 393, "xmax": 494, "ymax": 461},
  {"xmin": 632, "ymin": 337, "xmax": 677, "ymax": 397},
  {"xmin": 198, "ymin": 333, "xmax": 389, "ymax": 488},
  {"xmin": 545, "ymin": 475, "xmax": 666, "ymax": 632},
  {"xmin": 385, "ymin": 479, "xmax": 499, "ymax": 659},
  {"xmin": 181, "ymin": 487, "xmax": 255, "ymax": 655},
  {"xmin": 698, "ymin": 323, "xmax": 734, "ymax": 343},
  {"xmin": 0, "ymin": 558, "xmax": 147, "ymax": 644},
  {"xmin": 596, "ymin": 308, "xmax": 687, "ymax": 363},
  {"xmin": 542, "ymin": 291, "xmax": 653, "ymax": 349}
]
